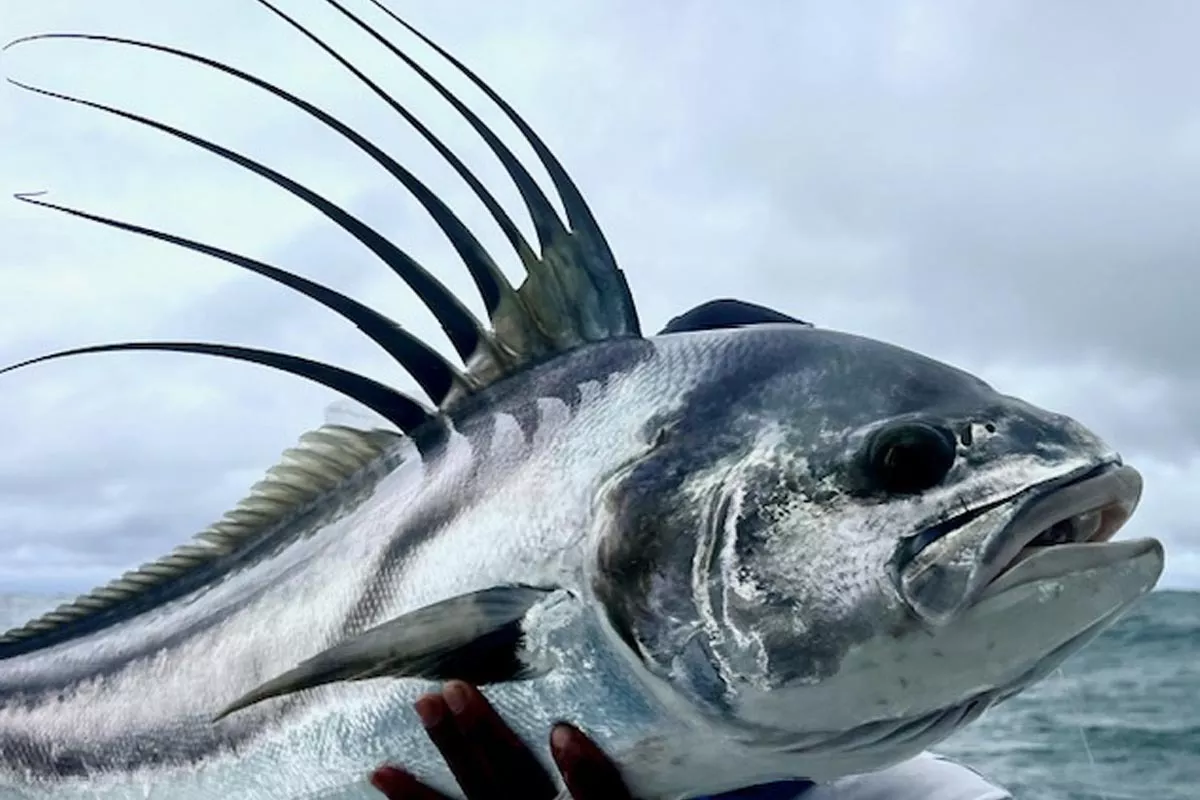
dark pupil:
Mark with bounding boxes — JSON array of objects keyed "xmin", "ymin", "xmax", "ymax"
[{"xmin": 871, "ymin": 425, "xmax": 955, "ymax": 494}]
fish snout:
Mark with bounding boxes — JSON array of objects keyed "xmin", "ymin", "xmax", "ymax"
[{"xmin": 894, "ymin": 461, "xmax": 1147, "ymax": 627}]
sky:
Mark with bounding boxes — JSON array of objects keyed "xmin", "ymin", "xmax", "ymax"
[{"xmin": 0, "ymin": 0, "xmax": 1196, "ymax": 595}]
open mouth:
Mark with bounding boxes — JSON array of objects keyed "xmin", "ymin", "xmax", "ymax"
[
  {"xmin": 981, "ymin": 462, "xmax": 1143, "ymax": 590},
  {"xmin": 896, "ymin": 460, "xmax": 1153, "ymax": 623}
]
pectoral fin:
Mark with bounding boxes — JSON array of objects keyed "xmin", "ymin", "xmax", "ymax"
[{"xmin": 213, "ymin": 584, "xmax": 556, "ymax": 721}]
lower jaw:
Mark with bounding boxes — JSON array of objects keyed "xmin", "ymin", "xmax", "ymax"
[
  {"xmin": 979, "ymin": 536, "xmax": 1162, "ymax": 602},
  {"xmin": 768, "ymin": 600, "xmax": 1135, "ymax": 776}
]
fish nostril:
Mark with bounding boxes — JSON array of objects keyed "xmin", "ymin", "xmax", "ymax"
[{"xmin": 959, "ymin": 421, "xmax": 1000, "ymax": 448}]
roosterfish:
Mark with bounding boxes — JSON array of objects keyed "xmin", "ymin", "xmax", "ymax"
[{"xmin": 0, "ymin": 2, "xmax": 1163, "ymax": 799}]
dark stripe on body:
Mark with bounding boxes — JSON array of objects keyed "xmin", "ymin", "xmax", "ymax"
[
  {"xmin": 342, "ymin": 337, "xmax": 652, "ymax": 635},
  {"xmin": 0, "ymin": 703, "xmax": 300, "ymax": 778},
  {"xmin": 0, "ymin": 341, "xmax": 652, "ymax": 777}
]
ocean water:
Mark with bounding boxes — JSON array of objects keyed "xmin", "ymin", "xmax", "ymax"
[
  {"xmin": 0, "ymin": 590, "xmax": 1195, "ymax": 799},
  {"xmin": 939, "ymin": 591, "xmax": 1198, "ymax": 800}
]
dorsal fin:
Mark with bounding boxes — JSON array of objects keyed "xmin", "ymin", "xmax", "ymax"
[
  {"xmin": 6, "ymin": 1, "xmax": 642, "ymax": 405},
  {"xmin": 0, "ymin": 425, "xmax": 402, "ymax": 652},
  {"xmin": 1, "ymin": 3, "xmax": 646, "ymax": 655},
  {"xmin": 658, "ymin": 299, "xmax": 812, "ymax": 335}
]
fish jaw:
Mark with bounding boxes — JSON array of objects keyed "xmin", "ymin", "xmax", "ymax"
[{"xmin": 895, "ymin": 460, "xmax": 1145, "ymax": 625}]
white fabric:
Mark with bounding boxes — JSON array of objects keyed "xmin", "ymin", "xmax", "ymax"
[{"xmin": 802, "ymin": 752, "xmax": 1012, "ymax": 800}]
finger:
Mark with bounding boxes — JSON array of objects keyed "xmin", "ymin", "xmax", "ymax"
[
  {"xmin": 414, "ymin": 692, "xmax": 499, "ymax": 799},
  {"xmin": 550, "ymin": 723, "xmax": 634, "ymax": 800},
  {"xmin": 441, "ymin": 681, "xmax": 558, "ymax": 800},
  {"xmin": 369, "ymin": 764, "xmax": 453, "ymax": 800}
]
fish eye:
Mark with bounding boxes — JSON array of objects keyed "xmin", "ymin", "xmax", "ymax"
[{"xmin": 866, "ymin": 422, "xmax": 957, "ymax": 495}]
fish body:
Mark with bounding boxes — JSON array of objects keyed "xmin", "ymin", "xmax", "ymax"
[
  {"xmin": 0, "ymin": 4, "xmax": 1163, "ymax": 800},
  {"xmin": 0, "ymin": 325, "xmax": 1162, "ymax": 799}
]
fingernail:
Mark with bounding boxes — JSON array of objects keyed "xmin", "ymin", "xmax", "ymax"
[
  {"xmin": 369, "ymin": 765, "xmax": 400, "ymax": 791},
  {"xmin": 550, "ymin": 723, "xmax": 575, "ymax": 754},
  {"xmin": 414, "ymin": 695, "xmax": 443, "ymax": 729},
  {"xmin": 443, "ymin": 681, "xmax": 469, "ymax": 715}
]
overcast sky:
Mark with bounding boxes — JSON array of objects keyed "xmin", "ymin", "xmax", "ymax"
[{"xmin": 0, "ymin": 0, "xmax": 1196, "ymax": 596}]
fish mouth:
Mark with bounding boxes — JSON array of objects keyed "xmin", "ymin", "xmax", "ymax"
[
  {"xmin": 974, "ymin": 461, "xmax": 1146, "ymax": 599},
  {"xmin": 897, "ymin": 459, "xmax": 1155, "ymax": 623}
]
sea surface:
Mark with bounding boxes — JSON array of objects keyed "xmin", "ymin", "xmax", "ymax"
[
  {"xmin": 0, "ymin": 590, "xmax": 1195, "ymax": 800},
  {"xmin": 939, "ymin": 590, "xmax": 1198, "ymax": 800}
]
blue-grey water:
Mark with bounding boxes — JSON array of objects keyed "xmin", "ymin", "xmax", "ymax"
[
  {"xmin": 940, "ymin": 590, "xmax": 1198, "ymax": 800},
  {"xmin": 1, "ymin": 590, "xmax": 1195, "ymax": 799}
]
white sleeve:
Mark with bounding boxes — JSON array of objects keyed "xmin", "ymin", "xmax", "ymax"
[{"xmin": 801, "ymin": 752, "xmax": 1013, "ymax": 800}]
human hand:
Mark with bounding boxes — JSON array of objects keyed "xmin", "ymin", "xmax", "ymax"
[{"xmin": 370, "ymin": 680, "xmax": 634, "ymax": 800}]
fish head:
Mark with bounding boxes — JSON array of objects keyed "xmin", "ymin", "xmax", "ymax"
[{"xmin": 596, "ymin": 323, "xmax": 1162, "ymax": 771}]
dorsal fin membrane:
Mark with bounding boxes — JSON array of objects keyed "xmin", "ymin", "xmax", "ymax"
[
  {"xmin": 318, "ymin": 0, "xmax": 641, "ymax": 371},
  {"xmin": 658, "ymin": 299, "xmax": 812, "ymax": 335},
  {"xmin": 368, "ymin": 0, "xmax": 641, "ymax": 342},
  {"xmin": 0, "ymin": 1, "xmax": 643, "ymax": 653},
  {"xmin": 0, "ymin": 425, "xmax": 402, "ymax": 652}
]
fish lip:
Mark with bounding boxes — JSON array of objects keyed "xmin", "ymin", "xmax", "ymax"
[
  {"xmin": 973, "ymin": 459, "xmax": 1143, "ymax": 594},
  {"xmin": 894, "ymin": 457, "xmax": 1144, "ymax": 623}
]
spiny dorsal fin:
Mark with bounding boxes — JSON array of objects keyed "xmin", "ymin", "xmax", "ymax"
[
  {"xmin": 0, "ymin": 424, "xmax": 402, "ymax": 652},
  {"xmin": 1, "ymin": 4, "xmax": 646, "ymax": 653},
  {"xmin": 267, "ymin": 0, "xmax": 643, "ymax": 397},
  {"xmin": 7, "ymin": 2, "xmax": 640, "ymax": 406}
]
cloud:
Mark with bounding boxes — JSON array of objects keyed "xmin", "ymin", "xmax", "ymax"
[{"xmin": 0, "ymin": 0, "xmax": 1195, "ymax": 593}]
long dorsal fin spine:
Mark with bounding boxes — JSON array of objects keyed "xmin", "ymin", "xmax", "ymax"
[
  {"xmin": 368, "ymin": 1, "xmax": 641, "ymax": 338},
  {"xmin": 252, "ymin": 0, "xmax": 541, "ymax": 272},
  {"xmin": 341, "ymin": 1, "xmax": 642, "ymax": 345},
  {"xmin": 7, "ymin": 78, "xmax": 494, "ymax": 371},
  {"xmin": 312, "ymin": 0, "xmax": 641, "ymax": 360},
  {"xmin": 0, "ymin": 342, "xmax": 435, "ymax": 435},
  {"xmin": 7, "ymin": 33, "xmax": 518, "ymax": 326},
  {"xmin": 319, "ymin": 0, "xmax": 570, "ymax": 254},
  {"xmin": 253, "ymin": 0, "xmax": 554, "ymax": 367},
  {"xmin": 14, "ymin": 193, "xmax": 469, "ymax": 406}
]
